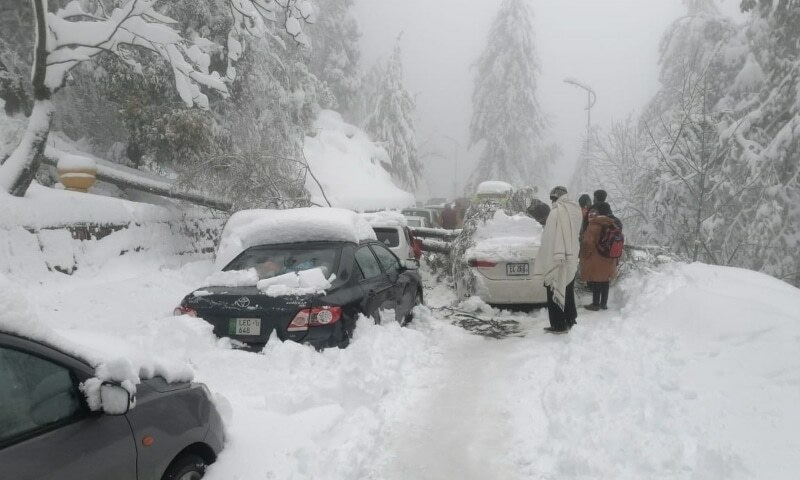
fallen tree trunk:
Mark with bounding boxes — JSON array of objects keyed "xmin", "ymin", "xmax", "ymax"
[
  {"xmin": 420, "ymin": 238, "xmax": 451, "ymax": 254},
  {"xmin": 411, "ymin": 227, "xmax": 461, "ymax": 241},
  {"xmin": 42, "ymin": 154, "xmax": 231, "ymax": 212}
]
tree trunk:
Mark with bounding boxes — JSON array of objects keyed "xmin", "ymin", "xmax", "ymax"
[
  {"xmin": 0, "ymin": 0, "xmax": 52, "ymax": 197},
  {"xmin": 0, "ymin": 99, "xmax": 54, "ymax": 196}
]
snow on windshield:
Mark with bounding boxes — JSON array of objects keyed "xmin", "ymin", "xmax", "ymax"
[{"xmin": 215, "ymin": 207, "xmax": 376, "ymax": 269}]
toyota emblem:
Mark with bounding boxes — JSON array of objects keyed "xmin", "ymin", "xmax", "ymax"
[{"xmin": 234, "ymin": 297, "xmax": 251, "ymax": 308}]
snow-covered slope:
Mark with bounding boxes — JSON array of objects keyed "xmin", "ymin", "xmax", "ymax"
[{"xmin": 304, "ymin": 110, "xmax": 416, "ymax": 211}]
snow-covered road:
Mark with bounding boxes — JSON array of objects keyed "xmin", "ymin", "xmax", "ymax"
[{"xmin": 9, "ymin": 252, "xmax": 800, "ymax": 479}]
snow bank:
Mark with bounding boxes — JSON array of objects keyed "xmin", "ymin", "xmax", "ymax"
[
  {"xmin": 0, "ymin": 183, "xmax": 174, "ymax": 229},
  {"xmin": 505, "ymin": 262, "xmax": 800, "ymax": 479},
  {"xmin": 215, "ymin": 207, "xmax": 376, "ymax": 269},
  {"xmin": 465, "ymin": 210, "xmax": 542, "ymax": 262},
  {"xmin": 360, "ymin": 210, "xmax": 408, "ymax": 228},
  {"xmin": 304, "ymin": 110, "xmax": 416, "ymax": 212}
]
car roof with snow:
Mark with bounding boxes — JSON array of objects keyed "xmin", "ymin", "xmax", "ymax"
[
  {"xmin": 215, "ymin": 207, "xmax": 378, "ymax": 269},
  {"xmin": 476, "ymin": 181, "xmax": 514, "ymax": 195},
  {"xmin": 359, "ymin": 211, "xmax": 408, "ymax": 229}
]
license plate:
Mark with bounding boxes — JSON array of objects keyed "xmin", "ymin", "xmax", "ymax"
[
  {"xmin": 506, "ymin": 263, "xmax": 529, "ymax": 276},
  {"xmin": 229, "ymin": 318, "xmax": 261, "ymax": 336}
]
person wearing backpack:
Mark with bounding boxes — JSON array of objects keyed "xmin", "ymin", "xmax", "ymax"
[{"xmin": 580, "ymin": 202, "xmax": 622, "ymax": 310}]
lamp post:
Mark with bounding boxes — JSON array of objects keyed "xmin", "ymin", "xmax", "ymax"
[
  {"xmin": 563, "ymin": 77, "xmax": 597, "ymax": 193},
  {"xmin": 443, "ymin": 135, "xmax": 460, "ymax": 200}
]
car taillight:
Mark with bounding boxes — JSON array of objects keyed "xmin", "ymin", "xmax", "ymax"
[
  {"xmin": 288, "ymin": 307, "xmax": 342, "ymax": 331},
  {"xmin": 173, "ymin": 306, "xmax": 197, "ymax": 317},
  {"xmin": 468, "ymin": 259, "xmax": 497, "ymax": 268}
]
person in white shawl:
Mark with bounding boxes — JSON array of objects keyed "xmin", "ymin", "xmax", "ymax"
[{"xmin": 533, "ymin": 186, "xmax": 583, "ymax": 333}]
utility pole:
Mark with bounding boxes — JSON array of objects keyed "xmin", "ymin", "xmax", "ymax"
[{"xmin": 564, "ymin": 77, "xmax": 597, "ymax": 193}]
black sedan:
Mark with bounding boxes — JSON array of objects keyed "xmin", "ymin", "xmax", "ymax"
[{"xmin": 175, "ymin": 240, "xmax": 423, "ymax": 350}]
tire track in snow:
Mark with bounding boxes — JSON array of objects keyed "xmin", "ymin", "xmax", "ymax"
[{"xmin": 373, "ymin": 323, "xmax": 525, "ymax": 480}]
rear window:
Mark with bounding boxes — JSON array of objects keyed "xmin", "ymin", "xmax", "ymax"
[
  {"xmin": 407, "ymin": 218, "xmax": 421, "ymax": 227},
  {"xmin": 224, "ymin": 245, "xmax": 340, "ymax": 280},
  {"xmin": 373, "ymin": 228, "xmax": 400, "ymax": 248}
]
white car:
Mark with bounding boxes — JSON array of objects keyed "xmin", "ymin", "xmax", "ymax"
[
  {"xmin": 360, "ymin": 211, "xmax": 420, "ymax": 266},
  {"xmin": 404, "ymin": 215, "xmax": 429, "ymax": 228},
  {"xmin": 456, "ymin": 210, "xmax": 546, "ymax": 305}
]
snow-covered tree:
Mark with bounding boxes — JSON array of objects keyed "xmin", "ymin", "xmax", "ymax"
[
  {"xmin": 364, "ymin": 43, "xmax": 421, "ymax": 192},
  {"xmin": 308, "ymin": 0, "xmax": 361, "ymax": 118},
  {"xmin": 468, "ymin": 0, "xmax": 547, "ymax": 192},
  {"xmin": 720, "ymin": 0, "xmax": 800, "ymax": 284},
  {"xmin": 586, "ymin": 117, "xmax": 652, "ymax": 242},
  {"xmin": 635, "ymin": 1, "xmax": 750, "ymax": 263},
  {"xmin": 0, "ymin": 0, "xmax": 314, "ymax": 198}
]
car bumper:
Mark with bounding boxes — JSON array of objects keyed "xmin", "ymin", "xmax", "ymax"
[
  {"xmin": 213, "ymin": 322, "xmax": 345, "ymax": 351},
  {"xmin": 473, "ymin": 271, "xmax": 547, "ymax": 305}
]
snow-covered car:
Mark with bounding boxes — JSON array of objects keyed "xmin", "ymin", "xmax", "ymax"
[
  {"xmin": 474, "ymin": 181, "xmax": 514, "ymax": 205},
  {"xmin": 361, "ymin": 211, "xmax": 421, "ymax": 265},
  {"xmin": 175, "ymin": 208, "xmax": 423, "ymax": 350},
  {"xmin": 456, "ymin": 210, "xmax": 546, "ymax": 306},
  {"xmin": 0, "ymin": 330, "xmax": 224, "ymax": 480}
]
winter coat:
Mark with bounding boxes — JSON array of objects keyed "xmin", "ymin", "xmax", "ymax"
[
  {"xmin": 580, "ymin": 215, "xmax": 618, "ymax": 283},
  {"xmin": 441, "ymin": 208, "xmax": 458, "ymax": 229},
  {"xmin": 533, "ymin": 196, "xmax": 582, "ymax": 309}
]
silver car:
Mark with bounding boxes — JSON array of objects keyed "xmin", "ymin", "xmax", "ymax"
[{"xmin": 0, "ymin": 331, "xmax": 224, "ymax": 480}]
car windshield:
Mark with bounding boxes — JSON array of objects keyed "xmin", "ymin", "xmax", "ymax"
[
  {"xmin": 374, "ymin": 228, "xmax": 400, "ymax": 248},
  {"xmin": 224, "ymin": 245, "xmax": 341, "ymax": 280},
  {"xmin": 407, "ymin": 218, "xmax": 421, "ymax": 227}
]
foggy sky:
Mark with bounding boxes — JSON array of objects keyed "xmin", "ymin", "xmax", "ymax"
[{"xmin": 353, "ymin": 0, "xmax": 744, "ymax": 201}]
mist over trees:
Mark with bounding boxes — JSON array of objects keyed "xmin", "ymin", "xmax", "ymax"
[
  {"xmin": 587, "ymin": 0, "xmax": 800, "ymax": 285},
  {"xmin": 0, "ymin": 0, "xmax": 421, "ymax": 206},
  {"xmin": 467, "ymin": 0, "xmax": 552, "ymax": 193}
]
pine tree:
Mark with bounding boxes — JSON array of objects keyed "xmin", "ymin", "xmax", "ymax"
[
  {"xmin": 723, "ymin": 0, "xmax": 800, "ymax": 284},
  {"xmin": 308, "ymin": 0, "xmax": 362, "ymax": 119},
  {"xmin": 364, "ymin": 43, "xmax": 421, "ymax": 192},
  {"xmin": 468, "ymin": 0, "xmax": 547, "ymax": 192}
]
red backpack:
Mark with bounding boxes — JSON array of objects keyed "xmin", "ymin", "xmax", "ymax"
[{"xmin": 597, "ymin": 223, "xmax": 624, "ymax": 258}]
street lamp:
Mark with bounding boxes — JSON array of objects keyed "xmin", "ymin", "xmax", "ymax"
[
  {"xmin": 563, "ymin": 77, "xmax": 597, "ymax": 192},
  {"xmin": 564, "ymin": 77, "xmax": 597, "ymax": 135},
  {"xmin": 443, "ymin": 135, "xmax": 460, "ymax": 200}
]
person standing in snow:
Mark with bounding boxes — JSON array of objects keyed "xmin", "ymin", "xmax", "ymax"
[
  {"xmin": 534, "ymin": 186, "xmax": 583, "ymax": 334},
  {"xmin": 578, "ymin": 193, "xmax": 593, "ymax": 243},
  {"xmin": 580, "ymin": 202, "xmax": 619, "ymax": 310},
  {"xmin": 441, "ymin": 204, "xmax": 458, "ymax": 230},
  {"xmin": 527, "ymin": 198, "xmax": 551, "ymax": 227}
]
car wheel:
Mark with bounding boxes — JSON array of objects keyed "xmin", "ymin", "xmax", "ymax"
[
  {"xmin": 161, "ymin": 453, "xmax": 207, "ymax": 480},
  {"xmin": 403, "ymin": 291, "xmax": 423, "ymax": 326}
]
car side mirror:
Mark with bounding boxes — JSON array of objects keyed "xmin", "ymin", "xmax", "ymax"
[{"xmin": 100, "ymin": 382, "xmax": 133, "ymax": 415}]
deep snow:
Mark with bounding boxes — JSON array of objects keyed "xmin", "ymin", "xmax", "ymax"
[{"xmin": 1, "ymin": 244, "xmax": 799, "ymax": 479}]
